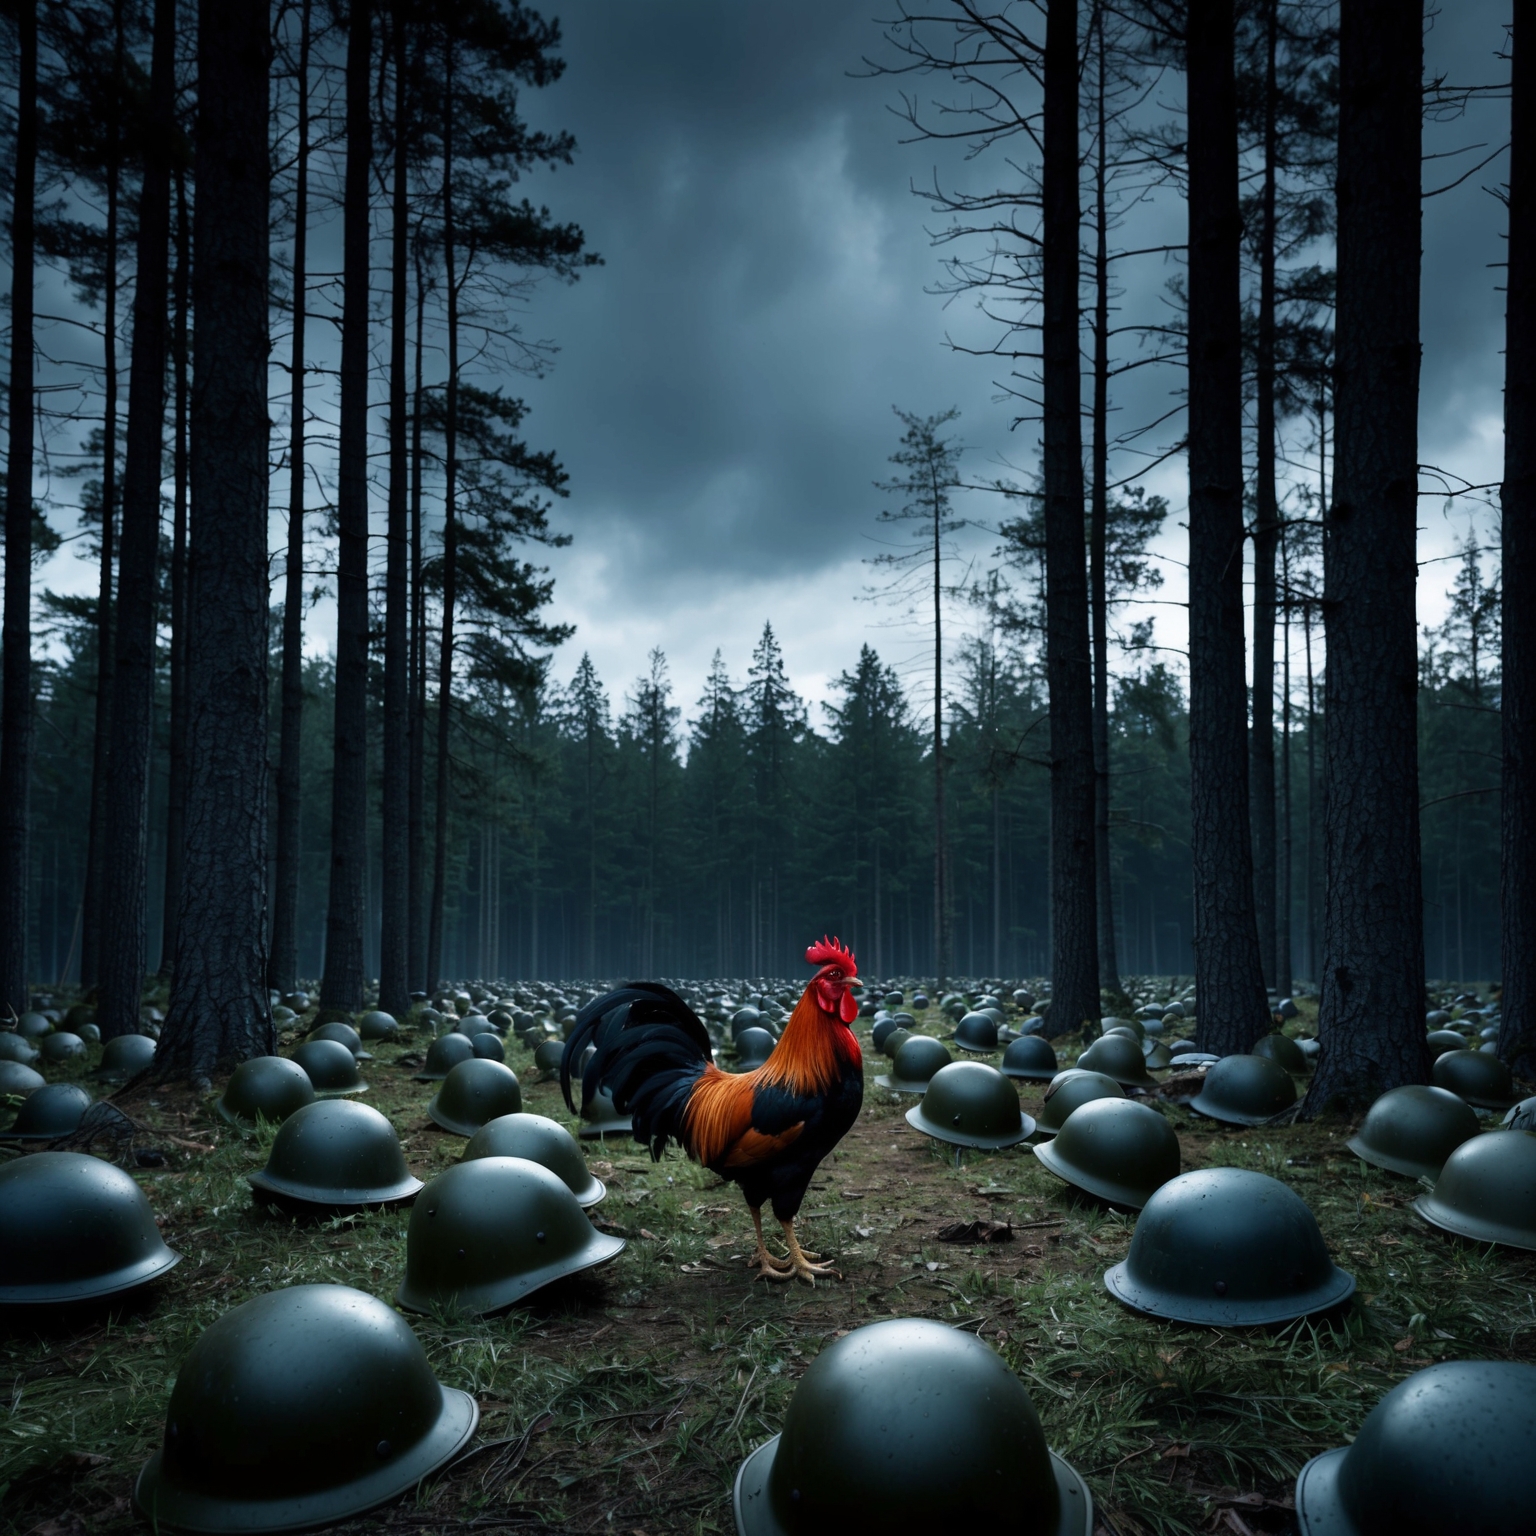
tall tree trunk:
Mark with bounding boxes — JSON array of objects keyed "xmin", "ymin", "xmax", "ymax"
[
  {"xmin": 0, "ymin": 0, "xmax": 37, "ymax": 1019},
  {"xmin": 1042, "ymin": 0, "xmax": 1097, "ymax": 1037},
  {"xmin": 321, "ymin": 0, "xmax": 372, "ymax": 1012},
  {"xmin": 932, "ymin": 488, "xmax": 947, "ymax": 992},
  {"xmin": 407, "ymin": 250, "xmax": 427, "ymax": 992},
  {"xmin": 1090, "ymin": 11, "xmax": 1120, "ymax": 996},
  {"xmin": 1304, "ymin": 0, "xmax": 1426, "ymax": 1111},
  {"xmin": 270, "ymin": 0, "xmax": 312, "ymax": 999},
  {"xmin": 82, "ymin": 0, "xmax": 127, "ymax": 990},
  {"xmin": 159, "ymin": 167, "xmax": 191, "ymax": 978},
  {"xmin": 1278, "ymin": 527, "xmax": 1293, "ymax": 996},
  {"xmin": 1500, "ymin": 0, "xmax": 1536, "ymax": 1076},
  {"xmin": 99, "ymin": 0, "xmax": 175, "ymax": 1042},
  {"xmin": 378, "ymin": 0, "xmax": 410, "ymax": 1017},
  {"xmin": 427, "ymin": 41, "xmax": 459, "ymax": 992},
  {"xmin": 158, "ymin": 0, "xmax": 273, "ymax": 1083},
  {"xmin": 1186, "ymin": 0, "xmax": 1269, "ymax": 1055},
  {"xmin": 1250, "ymin": 0, "xmax": 1280, "ymax": 994}
]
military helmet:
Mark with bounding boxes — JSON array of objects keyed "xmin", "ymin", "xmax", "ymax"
[
  {"xmin": 471, "ymin": 1030, "xmax": 506, "ymax": 1062},
  {"xmin": 17, "ymin": 1011, "xmax": 51, "ymax": 1038},
  {"xmin": 1251, "ymin": 1031, "xmax": 1307, "ymax": 1073},
  {"xmin": 735, "ymin": 1027, "xmax": 776, "ymax": 1070},
  {"xmin": 733, "ymin": 1318, "xmax": 1091, "ymax": 1536},
  {"xmin": 218, "ymin": 1055, "xmax": 318, "ymax": 1128},
  {"xmin": 905, "ymin": 1061, "xmax": 1031, "ymax": 1150},
  {"xmin": 1346, "ymin": 1085, "xmax": 1479, "ymax": 1182},
  {"xmin": 1430, "ymin": 1048, "xmax": 1516, "ymax": 1109},
  {"xmin": 1035, "ymin": 1069, "xmax": 1126, "ymax": 1136},
  {"xmin": 1190, "ymin": 1053, "xmax": 1297, "ymax": 1125},
  {"xmin": 1104, "ymin": 1167, "xmax": 1354, "ymax": 1326},
  {"xmin": 5, "ymin": 1082, "xmax": 93, "ymax": 1140},
  {"xmin": 1000, "ymin": 1034, "xmax": 1058, "ymax": 1082},
  {"xmin": 875, "ymin": 1034, "xmax": 952, "ymax": 1094},
  {"xmin": 1143, "ymin": 1041, "xmax": 1174, "ymax": 1071},
  {"xmin": 952, "ymin": 1012, "xmax": 999, "ymax": 1053},
  {"xmin": 249, "ymin": 1099, "xmax": 422, "ymax": 1207},
  {"xmin": 1294, "ymin": 1360, "xmax": 1536, "ymax": 1536},
  {"xmin": 135, "ymin": 1284, "xmax": 478, "ymax": 1533},
  {"xmin": 455, "ymin": 1013, "xmax": 497, "ymax": 1039},
  {"xmin": 307, "ymin": 1021, "xmax": 371, "ymax": 1059},
  {"xmin": 38, "ymin": 1030, "xmax": 88, "ymax": 1063},
  {"xmin": 0, "ymin": 1059, "xmax": 46, "ymax": 1098},
  {"xmin": 578, "ymin": 1085, "xmax": 633, "ymax": 1140},
  {"xmin": 1033, "ymin": 1097, "xmax": 1180, "ymax": 1210},
  {"xmin": 290, "ymin": 1038, "xmax": 368, "ymax": 1096},
  {"xmin": 0, "ymin": 1151, "xmax": 181, "ymax": 1304},
  {"xmin": 871, "ymin": 1016, "xmax": 904, "ymax": 1051},
  {"xmin": 415, "ymin": 1030, "xmax": 476, "ymax": 1081},
  {"xmin": 463, "ymin": 1112, "xmax": 605, "ymax": 1206},
  {"xmin": 397, "ymin": 1157, "xmax": 625, "ymax": 1315},
  {"xmin": 1412, "ymin": 1128, "xmax": 1536, "ymax": 1251},
  {"xmin": 533, "ymin": 1038, "xmax": 565, "ymax": 1074},
  {"xmin": 1103, "ymin": 1016, "xmax": 1146, "ymax": 1042},
  {"xmin": 879, "ymin": 1026, "xmax": 914, "ymax": 1061},
  {"xmin": 357, "ymin": 1010, "xmax": 398, "ymax": 1042},
  {"xmin": 1505, "ymin": 1096, "xmax": 1536, "ymax": 1131},
  {"xmin": 94, "ymin": 1032, "xmax": 157, "ymax": 1082},
  {"xmin": 428, "ymin": 1058, "xmax": 523, "ymax": 1137},
  {"xmin": 1424, "ymin": 1029, "xmax": 1468, "ymax": 1059},
  {"xmin": 1075, "ymin": 1033, "xmax": 1155, "ymax": 1088},
  {"xmin": 0, "ymin": 1032, "xmax": 39, "ymax": 1064}
]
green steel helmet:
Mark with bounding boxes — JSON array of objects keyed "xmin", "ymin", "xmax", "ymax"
[
  {"xmin": 39, "ymin": 1031, "xmax": 88, "ymax": 1063},
  {"xmin": 429, "ymin": 1059, "xmax": 523, "ymax": 1137},
  {"xmin": 1033, "ymin": 1097, "xmax": 1180, "ymax": 1210},
  {"xmin": 1430, "ymin": 1048, "xmax": 1516, "ymax": 1109},
  {"xmin": 1035, "ymin": 1070, "xmax": 1125, "ymax": 1136},
  {"xmin": 81, "ymin": 1022, "xmax": 102, "ymax": 1042},
  {"xmin": 290, "ymin": 1038, "xmax": 369, "ymax": 1096},
  {"xmin": 308, "ymin": 1021, "xmax": 370, "ymax": 1059},
  {"xmin": 1104, "ymin": 1167, "xmax": 1354, "ymax": 1326},
  {"xmin": 732, "ymin": 1007, "xmax": 762, "ymax": 1035},
  {"xmin": 17, "ymin": 1011, "xmax": 51, "ymax": 1038},
  {"xmin": 1424, "ymin": 1029, "xmax": 1467, "ymax": 1059},
  {"xmin": 0, "ymin": 1059, "xmax": 46, "ymax": 1097},
  {"xmin": 879, "ymin": 1026, "xmax": 913, "ymax": 1061},
  {"xmin": 870, "ymin": 1016, "xmax": 904, "ymax": 1051},
  {"xmin": 1347, "ymin": 1085, "xmax": 1479, "ymax": 1181},
  {"xmin": 218, "ymin": 1055, "xmax": 317, "ymax": 1128},
  {"xmin": 462, "ymin": 1112, "xmax": 605, "ymax": 1206},
  {"xmin": 1000, "ymin": 1034, "xmax": 1059, "ymax": 1082},
  {"xmin": 135, "ymin": 1284, "xmax": 478, "ymax": 1534},
  {"xmin": 0, "ymin": 1032, "xmax": 40, "ymax": 1064},
  {"xmin": 357, "ymin": 1010, "xmax": 399, "ymax": 1042},
  {"xmin": 1251, "ymin": 1031, "xmax": 1308, "ymax": 1073},
  {"xmin": 64, "ymin": 1003, "xmax": 96, "ymax": 1032},
  {"xmin": 471, "ymin": 1031, "xmax": 506, "ymax": 1062},
  {"xmin": 1190, "ymin": 1053, "xmax": 1298, "ymax": 1125},
  {"xmin": 579, "ymin": 1085, "xmax": 634, "ymax": 1140},
  {"xmin": 416, "ymin": 1031, "xmax": 476, "ymax": 1081},
  {"xmin": 733, "ymin": 1318, "xmax": 1091, "ymax": 1536},
  {"xmin": 1505, "ymin": 1095, "xmax": 1536, "ymax": 1130},
  {"xmin": 1143, "ymin": 1041, "xmax": 1174, "ymax": 1071},
  {"xmin": 875, "ymin": 1034, "xmax": 952, "ymax": 1094},
  {"xmin": 397, "ymin": 1157, "xmax": 625, "ymax": 1315},
  {"xmin": 1412, "ymin": 1128, "xmax": 1536, "ymax": 1251},
  {"xmin": 249, "ymin": 1099, "xmax": 422, "ymax": 1207},
  {"xmin": 905, "ymin": 1061, "xmax": 1032, "ymax": 1150},
  {"xmin": 0, "ymin": 1151, "xmax": 181, "ymax": 1304},
  {"xmin": 455, "ymin": 1014, "xmax": 498, "ymax": 1039},
  {"xmin": 283, "ymin": 990, "xmax": 311, "ymax": 1012},
  {"xmin": 533, "ymin": 1039, "xmax": 565, "ymax": 1074},
  {"xmin": 1293, "ymin": 1360, "xmax": 1536, "ymax": 1536},
  {"xmin": 952, "ymin": 1012, "xmax": 999, "ymax": 1053},
  {"xmin": 1075, "ymin": 1034, "xmax": 1155, "ymax": 1088},
  {"xmin": 1102, "ymin": 1016, "xmax": 1146, "ymax": 1041},
  {"xmin": 7, "ymin": 1082, "xmax": 94, "ymax": 1140},
  {"xmin": 94, "ymin": 1032, "xmax": 157, "ymax": 1082},
  {"xmin": 735, "ymin": 1027, "xmax": 776, "ymax": 1070}
]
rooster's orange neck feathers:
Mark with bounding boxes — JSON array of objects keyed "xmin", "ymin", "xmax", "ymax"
[{"xmin": 755, "ymin": 986, "xmax": 862, "ymax": 1096}]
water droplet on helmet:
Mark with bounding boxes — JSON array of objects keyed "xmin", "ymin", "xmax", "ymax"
[{"xmin": 1213, "ymin": 1279, "xmax": 1228, "ymax": 1296}]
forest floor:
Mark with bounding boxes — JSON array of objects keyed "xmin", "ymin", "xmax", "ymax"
[{"xmin": 4, "ymin": 1005, "xmax": 1536, "ymax": 1536}]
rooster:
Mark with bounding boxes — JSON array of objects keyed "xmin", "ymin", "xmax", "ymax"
[{"xmin": 560, "ymin": 937, "xmax": 864, "ymax": 1284}]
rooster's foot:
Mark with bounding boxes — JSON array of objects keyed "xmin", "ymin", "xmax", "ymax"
[
  {"xmin": 777, "ymin": 1220, "xmax": 841, "ymax": 1286},
  {"xmin": 748, "ymin": 1244, "xmax": 793, "ymax": 1278}
]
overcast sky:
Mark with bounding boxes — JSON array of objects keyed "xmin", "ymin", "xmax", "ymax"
[{"xmin": 30, "ymin": 1, "xmax": 1518, "ymax": 730}]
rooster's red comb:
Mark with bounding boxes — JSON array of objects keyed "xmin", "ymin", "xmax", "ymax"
[{"xmin": 805, "ymin": 935, "xmax": 857, "ymax": 973}]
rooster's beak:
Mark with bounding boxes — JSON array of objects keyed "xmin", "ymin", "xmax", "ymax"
[{"xmin": 846, "ymin": 977, "xmax": 864, "ymax": 992}]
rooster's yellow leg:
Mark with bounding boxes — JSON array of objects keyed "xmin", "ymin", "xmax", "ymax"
[
  {"xmin": 778, "ymin": 1218, "xmax": 842, "ymax": 1286},
  {"xmin": 747, "ymin": 1206, "xmax": 792, "ymax": 1277}
]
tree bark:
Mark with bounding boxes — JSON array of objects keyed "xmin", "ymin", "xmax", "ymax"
[
  {"xmin": 1501, "ymin": 0, "xmax": 1536, "ymax": 1077},
  {"xmin": 407, "ymin": 251, "xmax": 427, "ymax": 993},
  {"xmin": 99, "ymin": 0, "xmax": 175, "ymax": 1042},
  {"xmin": 379, "ymin": 0, "xmax": 411, "ymax": 1017},
  {"xmin": 1304, "ymin": 0, "xmax": 1426, "ymax": 1112},
  {"xmin": 157, "ymin": 0, "xmax": 273, "ymax": 1084},
  {"xmin": 0, "ymin": 0, "xmax": 37, "ymax": 1019},
  {"xmin": 269, "ymin": 0, "xmax": 312, "ymax": 999},
  {"xmin": 1249, "ymin": 0, "xmax": 1280, "ymax": 995},
  {"xmin": 1187, "ymin": 0, "xmax": 1269, "ymax": 1055},
  {"xmin": 1042, "ymin": 0, "xmax": 1097, "ymax": 1036},
  {"xmin": 320, "ymin": 0, "xmax": 372, "ymax": 1013}
]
